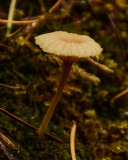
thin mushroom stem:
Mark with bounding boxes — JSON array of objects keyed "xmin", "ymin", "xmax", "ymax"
[{"xmin": 38, "ymin": 61, "xmax": 72, "ymax": 137}]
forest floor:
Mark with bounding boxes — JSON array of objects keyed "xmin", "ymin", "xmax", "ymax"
[{"xmin": 0, "ymin": 0, "xmax": 128, "ymax": 159}]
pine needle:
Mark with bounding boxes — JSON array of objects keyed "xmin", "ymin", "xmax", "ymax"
[
  {"xmin": 70, "ymin": 121, "xmax": 77, "ymax": 160},
  {"xmin": 111, "ymin": 89, "xmax": 128, "ymax": 103},
  {"xmin": 49, "ymin": 0, "xmax": 63, "ymax": 13}
]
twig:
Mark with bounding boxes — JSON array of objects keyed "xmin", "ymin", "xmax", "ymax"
[
  {"xmin": 5, "ymin": 27, "xmax": 22, "ymax": 38},
  {"xmin": 0, "ymin": 132, "xmax": 18, "ymax": 151},
  {"xmin": 87, "ymin": 57, "xmax": 113, "ymax": 73},
  {"xmin": 6, "ymin": 0, "xmax": 17, "ymax": 34},
  {"xmin": 75, "ymin": 14, "xmax": 90, "ymax": 26},
  {"xmin": 70, "ymin": 121, "xmax": 77, "ymax": 160},
  {"xmin": 0, "ymin": 83, "xmax": 23, "ymax": 90},
  {"xmin": 111, "ymin": 89, "xmax": 128, "ymax": 103},
  {"xmin": 0, "ymin": 108, "xmax": 37, "ymax": 131},
  {"xmin": 0, "ymin": 19, "xmax": 38, "ymax": 24},
  {"xmin": 0, "ymin": 108, "xmax": 64, "ymax": 144},
  {"xmin": 26, "ymin": 0, "xmax": 73, "ymax": 40},
  {"xmin": 49, "ymin": 0, "xmax": 63, "ymax": 13}
]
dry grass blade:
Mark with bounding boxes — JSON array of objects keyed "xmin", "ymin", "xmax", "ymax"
[
  {"xmin": 0, "ymin": 19, "xmax": 38, "ymax": 24},
  {"xmin": 0, "ymin": 132, "xmax": 18, "ymax": 152},
  {"xmin": 0, "ymin": 83, "xmax": 23, "ymax": 90},
  {"xmin": 70, "ymin": 121, "xmax": 77, "ymax": 160}
]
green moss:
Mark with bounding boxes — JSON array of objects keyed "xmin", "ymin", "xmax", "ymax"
[{"xmin": 0, "ymin": 0, "xmax": 128, "ymax": 159}]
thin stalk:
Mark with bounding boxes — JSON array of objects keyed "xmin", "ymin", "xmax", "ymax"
[
  {"xmin": 6, "ymin": 0, "xmax": 17, "ymax": 34},
  {"xmin": 0, "ymin": 83, "xmax": 22, "ymax": 90},
  {"xmin": 38, "ymin": 62, "xmax": 72, "ymax": 137},
  {"xmin": 0, "ymin": 19, "xmax": 38, "ymax": 24},
  {"xmin": 49, "ymin": 0, "xmax": 62, "ymax": 13}
]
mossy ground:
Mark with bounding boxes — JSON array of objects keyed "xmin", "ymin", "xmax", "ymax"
[{"xmin": 0, "ymin": 0, "xmax": 128, "ymax": 159}]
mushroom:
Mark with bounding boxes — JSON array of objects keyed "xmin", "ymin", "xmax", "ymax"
[{"xmin": 35, "ymin": 31, "xmax": 103, "ymax": 137}]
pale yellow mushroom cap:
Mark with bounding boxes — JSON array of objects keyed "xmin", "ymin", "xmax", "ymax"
[{"xmin": 35, "ymin": 31, "xmax": 103, "ymax": 58}]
